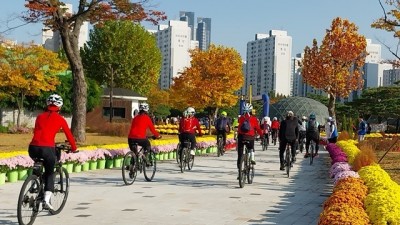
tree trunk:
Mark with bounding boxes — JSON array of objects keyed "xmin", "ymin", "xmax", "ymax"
[
  {"xmin": 60, "ymin": 25, "xmax": 87, "ymax": 143},
  {"xmin": 328, "ymin": 94, "xmax": 336, "ymax": 117},
  {"xmin": 16, "ymin": 94, "xmax": 24, "ymax": 128}
]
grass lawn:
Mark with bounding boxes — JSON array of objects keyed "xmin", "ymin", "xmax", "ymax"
[{"xmin": 375, "ymin": 151, "xmax": 400, "ymax": 185}]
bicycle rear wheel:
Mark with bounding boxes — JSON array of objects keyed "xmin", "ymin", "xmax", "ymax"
[
  {"xmin": 49, "ymin": 167, "xmax": 69, "ymax": 215},
  {"xmin": 17, "ymin": 175, "xmax": 40, "ymax": 225},
  {"xmin": 285, "ymin": 147, "xmax": 291, "ymax": 177},
  {"xmin": 310, "ymin": 142, "xmax": 314, "ymax": 165},
  {"xmin": 187, "ymin": 150, "xmax": 194, "ymax": 170},
  {"xmin": 247, "ymin": 159, "xmax": 254, "ymax": 184},
  {"xmin": 143, "ymin": 151, "xmax": 156, "ymax": 181},
  {"xmin": 238, "ymin": 155, "xmax": 246, "ymax": 188},
  {"xmin": 122, "ymin": 151, "xmax": 137, "ymax": 185}
]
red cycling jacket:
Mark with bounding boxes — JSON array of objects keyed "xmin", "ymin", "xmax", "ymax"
[
  {"xmin": 271, "ymin": 120, "xmax": 280, "ymax": 130},
  {"xmin": 179, "ymin": 117, "xmax": 202, "ymax": 135},
  {"xmin": 238, "ymin": 113, "xmax": 263, "ymax": 137},
  {"xmin": 128, "ymin": 113, "xmax": 159, "ymax": 139},
  {"xmin": 30, "ymin": 106, "xmax": 77, "ymax": 151}
]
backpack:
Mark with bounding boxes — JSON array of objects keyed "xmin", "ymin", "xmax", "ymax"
[
  {"xmin": 240, "ymin": 117, "xmax": 252, "ymax": 133},
  {"xmin": 307, "ymin": 120, "xmax": 319, "ymax": 133},
  {"xmin": 216, "ymin": 118, "xmax": 227, "ymax": 131}
]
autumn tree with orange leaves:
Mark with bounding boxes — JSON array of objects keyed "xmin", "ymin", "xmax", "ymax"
[
  {"xmin": 302, "ymin": 17, "xmax": 367, "ymax": 117},
  {"xmin": 0, "ymin": 43, "xmax": 67, "ymax": 127},
  {"xmin": 372, "ymin": 0, "xmax": 400, "ymax": 64},
  {"xmin": 170, "ymin": 44, "xmax": 244, "ymax": 126},
  {"xmin": 22, "ymin": 0, "xmax": 166, "ymax": 142}
]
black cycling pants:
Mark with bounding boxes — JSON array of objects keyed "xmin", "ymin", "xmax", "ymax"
[
  {"xmin": 237, "ymin": 134, "xmax": 254, "ymax": 169},
  {"xmin": 28, "ymin": 145, "xmax": 56, "ymax": 192},
  {"xmin": 278, "ymin": 139, "xmax": 296, "ymax": 164},
  {"xmin": 128, "ymin": 138, "xmax": 151, "ymax": 154},
  {"xmin": 216, "ymin": 130, "xmax": 227, "ymax": 147},
  {"xmin": 179, "ymin": 133, "xmax": 196, "ymax": 150},
  {"xmin": 306, "ymin": 135, "xmax": 320, "ymax": 153}
]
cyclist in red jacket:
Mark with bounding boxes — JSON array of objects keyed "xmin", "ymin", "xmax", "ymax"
[
  {"xmin": 29, "ymin": 94, "xmax": 77, "ymax": 210},
  {"xmin": 271, "ymin": 117, "xmax": 280, "ymax": 145},
  {"xmin": 128, "ymin": 102, "xmax": 161, "ymax": 156},
  {"xmin": 237, "ymin": 103, "xmax": 263, "ymax": 168},
  {"xmin": 178, "ymin": 107, "xmax": 202, "ymax": 156}
]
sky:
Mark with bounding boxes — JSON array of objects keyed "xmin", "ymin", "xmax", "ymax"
[{"xmin": 0, "ymin": 0, "xmax": 397, "ymax": 60}]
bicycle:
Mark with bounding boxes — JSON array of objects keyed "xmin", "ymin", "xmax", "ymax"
[
  {"xmin": 261, "ymin": 133, "xmax": 269, "ymax": 151},
  {"xmin": 284, "ymin": 143, "xmax": 293, "ymax": 178},
  {"xmin": 309, "ymin": 139, "xmax": 316, "ymax": 165},
  {"xmin": 122, "ymin": 142, "xmax": 157, "ymax": 185},
  {"xmin": 217, "ymin": 133, "xmax": 225, "ymax": 157},
  {"xmin": 17, "ymin": 143, "xmax": 74, "ymax": 225},
  {"xmin": 272, "ymin": 129, "xmax": 278, "ymax": 146},
  {"xmin": 238, "ymin": 140, "xmax": 254, "ymax": 188},
  {"xmin": 178, "ymin": 139, "xmax": 194, "ymax": 173}
]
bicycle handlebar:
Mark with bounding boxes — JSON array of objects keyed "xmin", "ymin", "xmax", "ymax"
[{"xmin": 55, "ymin": 142, "xmax": 78, "ymax": 154}]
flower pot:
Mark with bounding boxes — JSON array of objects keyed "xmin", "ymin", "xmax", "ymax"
[
  {"xmin": 155, "ymin": 153, "xmax": 160, "ymax": 161},
  {"xmin": 82, "ymin": 162, "xmax": 89, "ymax": 171},
  {"xmin": 7, "ymin": 170, "xmax": 18, "ymax": 183},
  {"xmin": 89, "ymin": 160, "xmax": 98, "ymax": 170},
  {"xmin": 73, "ymin": 163, "xmax": 82, "ymax": 173},
  {"xmin": 27, "ymin": 168, "xmax": 33, "ymax": 176},
  {"xmin": 196, "ymin": 149, "xmax": 201, "ymax": 155},
  {"xmin": 113, "ymin": 158, "xmax": 122, "ymax": 168},
  {"xmin": 105, "ymin": 159, "xmax": 114, "ymax": 169},
  {"xmin": 0, "ymin": 172, "xmax": 6, "ymax": 185},
  {"xmin": 97, "ymin": 159, "xmax": 106, "ymax": 170},
  {"xmin": 168, "ymin": 151, "xmax": 174, "ymax": 160},
  {"xmin": 206, "ymin": 147, "xmax": 212, "ymax": 153},
  {"xmin": 18, "ymin": 168, "xmax": 28, "ymax": 180},
  {"xmin": 66, "ymin": 163, "xmax": 73, "ymax": 174}
]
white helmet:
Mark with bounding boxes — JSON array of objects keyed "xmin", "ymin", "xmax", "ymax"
[
  {"xmin": 302, "ymin": 116, "xmax": 307, "ymax": 120},
  {"xmin": 287, "ymin": 111, "xmax": 294, "ymax": 117},
  {"xmin": 273, "ymin": 117, "xmax": 277, "ymax": 121},
  {"xmin": 46, "ymin": 94, "xmax": 63, "ymax": 107},
  {"xmin": 243, "ymin": 103, "xmax": 253, "ymax": 113},
  {"xmin": 139, "ymin": 102, "xmax": 149, "ymax": 112},
  {"xmin": 183, "ymin": 110, "xmax": 189, "ymax": 117},
  {"xmin": 186, "ymin": 107, "xmax": 195, "ymax": 115}
]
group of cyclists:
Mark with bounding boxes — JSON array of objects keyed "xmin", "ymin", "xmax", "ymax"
[{"xmin": 28, "ymin": 93, "xmax": 340, "ymax": 211}]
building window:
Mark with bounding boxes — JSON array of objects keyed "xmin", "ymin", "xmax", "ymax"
[{"xmin": 103, "ymin": 107, "xmax": 126, "ymax": 119}]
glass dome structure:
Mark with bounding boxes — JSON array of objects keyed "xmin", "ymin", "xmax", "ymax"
[{"xmin": 269, "ymin": 97, "xmax": 329, "ymax": 124}]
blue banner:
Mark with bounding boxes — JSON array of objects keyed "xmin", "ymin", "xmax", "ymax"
[
  {"xmin": 239, "ymin": 99, "xmax": 245, "ymax": 115},
  {"xmin": 262, "ymin": 93, "xmax": 270, "ymax": 118}
]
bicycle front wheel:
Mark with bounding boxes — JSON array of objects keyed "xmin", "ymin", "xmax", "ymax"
[
  {"xmin": 143, "ymin": 151, "xmax": 156, "ymax": 181},
  {"xmin": 122, "ymin": 151, "xmax": 137, "ymax": 185},
  {"xmin": 49, "ymin": 167, "xmax": 70, "ymax": 215},
  {"xmin": 180, "ymin": 148, "xmax": 187, "ymax": 173},
  {"xmin": 176, "ymin": 144, "xmax": 180, "ymax": 164},
  {"xmin": 217, "ymin": 138, "xmax": 223, "ymax": 157},
  {"xmin": 17, "ymin": 175, "xmax": 40, "ymax": 225},
  {"xmin": 285, "ymin": 147, "xmax": 291, "ymax": 178}
]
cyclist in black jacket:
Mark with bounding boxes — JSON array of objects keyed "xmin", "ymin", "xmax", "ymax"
[{"xmin": 278, "ymin": 111, "xmax": 299, "ymax": 170}]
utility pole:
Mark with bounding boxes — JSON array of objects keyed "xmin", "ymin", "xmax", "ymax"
[{"xmin": 109, "ymin": 64, "xmax": 114, "ymax": 123}]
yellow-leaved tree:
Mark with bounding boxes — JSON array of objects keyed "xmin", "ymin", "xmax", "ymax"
[
  {"xmin": 302, "ymin": 17, "xmax": 367, "ymax": 117},
  {"xmin": 170, "ymin": 44, "xmax": 244, "ymax": 131},
  {"xmin": 0, "ymin": 43, "xmax": 68, "ymax": 127}
]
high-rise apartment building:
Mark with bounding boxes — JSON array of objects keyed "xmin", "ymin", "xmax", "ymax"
[
  {"xmin": 197, "ymin": 17, "xmax": 211, "ymax": 51},
  {"xmin": 179, "ymin": 11, "xmax": 211, "ymax": 51},
  {"xmin": 155, "ymin": 20, "xmax": 198, "ymax": 89},
  {"xmin": 42, "ymin": 4, "xmax": 88, "ymax": 52},
  {"xmin": 245, "ymin": 30, "xmax": 292, "ymax": 97}
]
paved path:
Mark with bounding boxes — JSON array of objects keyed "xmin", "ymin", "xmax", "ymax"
[{"xmin": 0, "ymin": 142, "xmax": 333, "ymax": 225}]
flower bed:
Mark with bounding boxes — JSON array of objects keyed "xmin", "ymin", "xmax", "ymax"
[
  {"xmin": 0, "ymin": 135, "xmax": 236, "ymax": 185},
  {"xmin": 319, "ymin": 140, "xmax": 400, "ymax": 224}
]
